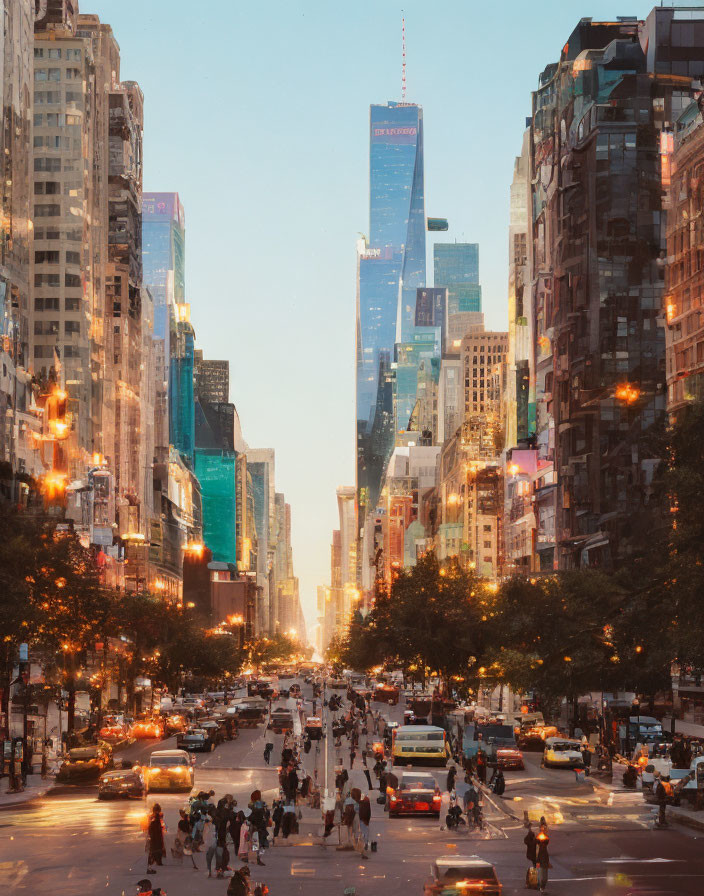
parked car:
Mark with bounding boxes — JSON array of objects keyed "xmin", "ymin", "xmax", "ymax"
[
  {"xmin": 423, "ymin": 855, "xmax": 502, "ymax": 895},
  {"xmin": 56, "ymin": 744, "xmax": 113, "ymax": 783},
  {"xmin": 98, "ymin": 764, "xmax": 145, "ymax": 799}
]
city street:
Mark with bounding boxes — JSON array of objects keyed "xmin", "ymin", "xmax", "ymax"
[{"xmin": 2, "ymin": 680, "xmax": 704, "ymax": 895}]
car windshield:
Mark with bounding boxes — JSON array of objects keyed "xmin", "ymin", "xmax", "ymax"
[
  {"xmin": 400, "ymin": 775, "xmax": 434, "ymax": 789},
  {"xmin": 151, "ymin": 755, "xmax": 189, "ymax": 768},
  {"xmin": 552, "ymin": 742, "xmax": 578, "ymax": 752}
]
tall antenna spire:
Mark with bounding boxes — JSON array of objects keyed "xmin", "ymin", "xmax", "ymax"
[{"xmin": 401, "ymin": 13, "xmax": 407, "ymax": 101}]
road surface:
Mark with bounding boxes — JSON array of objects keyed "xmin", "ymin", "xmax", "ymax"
[{"xmin": 1, "ymin": 679, "xmax": 703, "ymax": 895}]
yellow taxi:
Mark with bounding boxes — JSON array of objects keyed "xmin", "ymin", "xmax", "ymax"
[{"xmin": 144, "ymin": 749, "xmax": 195, "ymax": 792}]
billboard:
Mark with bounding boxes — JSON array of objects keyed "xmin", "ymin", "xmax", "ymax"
[{"xmin": 142, "ymin": 192, "xmax": 185, "ymax": 226}]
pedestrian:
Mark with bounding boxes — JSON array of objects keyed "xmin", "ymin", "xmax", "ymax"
[
  {"xmin": 524, "ymin": 823, "xmax": 537, "ymax": 867},
  {"xmin": 205, "ymin": 815, "xmax": 222, "ymax": 878},
  {"xmin": 230, "ymin": 810, "xmax": 244, "ymax": 857},
  {"xmin": 282, "ymin": 800, "xmax": 297, "ymax": 837},
  {"xmin": 341, "ymin": 794, "xmax": 357, "ymax": 847},
  {"xmin": 227, "ymin": 864, "xmax": 251, "ymax": 896},
  {"xmin": 476, "ymin": 748, "xmax": 487, "ymax": 785},
  {"xmin": 363, "ymin": 766, "xmax": 373, "ymax": 791},
  {"xmin": 272, "ymin": 800, "xmax": 284, "ymax": 841},
  {"xmin": 439, "ymin": 787, "xmax": 451, "ymax": 830},
  {"xmin": 238, "ymin": 812, "xmax": 251, "ymax": 862},
  {"xmin": 287, "ymin": 764, "xmax": 299, "ymax": 803},
  {"xmin": 492, "ymin": 769, "xmax": 506, "ymax": 796},
  {"xmin": 358, "ymin": 793, "xmax": 371, "ymax": 859},
  {"xmin": 536, "ymin": 830, "xmax": 550, "ymax": 892},
  {"xmin": 446, "ymin": 764, "xmax": 457, "ymax": 793},
  {"xmin": 146, "ymin": 803, "xmax": 166, "ymax": 874},
  {"xmin": 263, "ymin": 741, "xmax": 273, "ymax": 765},
  {"xmin": 171, "ymin": 808, "xmax": 191, "ymax": 864},
  {"xmin": 350, "ymin": 745, "xmax": 356, "ymax": 768}
]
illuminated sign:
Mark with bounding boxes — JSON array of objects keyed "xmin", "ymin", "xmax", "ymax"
[{"xmin": 372, "ymin": 125, "xmax": 418, "ymax": 144}]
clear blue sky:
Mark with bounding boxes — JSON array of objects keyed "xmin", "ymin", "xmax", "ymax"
[{"xmin": 89, "ymin": 0, "xmax": 680, "ymax": 630}]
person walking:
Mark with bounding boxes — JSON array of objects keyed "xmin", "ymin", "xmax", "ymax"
[
  {"xmin": 363, "ymin": 766, "xmax": 373, "ymax": 791},
  {"xmin": 349, "ymin": 745, "xmax": 356, "ymax": 769},
  {"xmin": 272, "ymin": 800, "xmax": 284, "ymax": 841},
  {"xmin": 524, "ymin": 822, "xmax": 537, "ymax": 864},
  {"xmin": 205, "ymin": 815, "xmax": 222, "ymax": 878},
  {"xmin": 146, "ymin": 804, "xmax": 166, "ymax": 875},
  {"xmin": 446, "ymin": 764, "xmax": 457, "ymax": 793},
  {"xmin": 358, "ymin": 793, "xmax": 371, "ymax": 859},
  {"xmin": 536, "ymin": 829, "xmax": 550, "ymax": 892},
  {"xmin": 230, "ymin": 810, "xmax": 244, "ymax": 858},
  {"xmin": 171, "ymin": 809, "xmax": 191, "ymax": 864}
]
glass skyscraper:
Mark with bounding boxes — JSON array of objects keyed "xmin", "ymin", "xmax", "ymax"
[
  {"xmin": 434, "ymin": 243, "xmax": 481, "ymax": 313},
  {"xmin": 357, "ymin": 102, "xmax": 426, "ymax": 515},
  {"xmin": 143, "ymin": 192, "xmax": 186, "ymax": 344}
]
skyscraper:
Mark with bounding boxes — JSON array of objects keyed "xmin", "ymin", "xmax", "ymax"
[
  {"xmin": 434, "ymin": 243, "xmax": 481, "ymax": 314},
  {"xmin": 142, "ymin": 192, "xmax": 185, "ymax": 449},
  {"xmin": 356, "ymin": 101, "xmax": 425, "ymax": 517}
]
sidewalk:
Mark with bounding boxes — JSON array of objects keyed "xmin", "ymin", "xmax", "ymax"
[
  {"xmin": 669, "ymin": 804, "xmax": 704, "ymax": 832},
  {"xmin": 0, "ymin": 773, "xmax": 54, "ymax": 810}
]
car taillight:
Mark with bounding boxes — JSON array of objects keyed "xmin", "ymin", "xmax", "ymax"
[{"xmin": 433, "ymin": 795, "xmax": 441, "ymax": 803}]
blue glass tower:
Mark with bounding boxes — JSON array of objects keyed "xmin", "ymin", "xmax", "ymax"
[
  {"xmin": 433, "ymin": 243, "xmax": 481, "ymax": 313},
  {"xmin": 357, "ymin": 102, "xmax": 426, "ymax": 515}
]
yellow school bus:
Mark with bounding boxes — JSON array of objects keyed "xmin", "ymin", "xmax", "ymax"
[{"xmin": 392, "ymin": 724, "xmax": 450, "ymax": 766}]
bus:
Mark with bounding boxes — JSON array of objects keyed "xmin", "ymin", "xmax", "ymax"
[{"xmin": 391, "ymin": 724, "xmax": 450, "ymax": 766}]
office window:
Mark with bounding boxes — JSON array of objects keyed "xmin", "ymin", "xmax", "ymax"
[
  {"xmin": 35, "ymin": 250, "xmax": 60, "ymax": 264},
  {"xmin": 34, "ymin": 157, "xmax": 61, "ymax": 172},
  {"xmin": 48, "ymin": 49, "xmax": 61, "ymax": 59},
  {"xmin": 47, "ymin": 69, "xmax": 60, "ymax": 82},
  {"xmin": 34, "ymin": 273, "xmax": 60, "ymax": 287},
  {"xmin": 65, "ymin": 297, "xmax": 80, "ymax": 312},
  {"xmin": 65, "ymin": 251, "xmax": 80, "ymax": 265},
  {"xmin": 34, "ymin": 203, "xmax": 60, "ymax": 217},
  {"xmin": 64, "ymin": 321, "xmax": 80, "ymax": 335},
  {"xmin": 65, "ymin": 273, "xmax": 81, "ymax": 288},
  {"xmin": 34, "ymin": 297, "xmax": 60, "ymax": 312}
]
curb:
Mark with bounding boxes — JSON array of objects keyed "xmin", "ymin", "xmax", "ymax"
[
  {"xmin": 0, "ymin": 781, "xmax": 53, "ymax": 810},
  {"xmin": 670, "ymin": 809, "xmax": 704, "ymax": 832}
]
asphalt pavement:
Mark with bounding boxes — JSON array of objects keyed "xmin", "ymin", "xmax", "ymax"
[{"xmin": 1, "ymin": 679, "xmax": 704, "ymax": 895}]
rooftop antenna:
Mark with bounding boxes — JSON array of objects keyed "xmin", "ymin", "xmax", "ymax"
[{"xmin": 401, "ymin": 13, "xmax": 407, "ymax": 101}]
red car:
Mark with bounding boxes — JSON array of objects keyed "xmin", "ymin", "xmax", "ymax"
[
  {"xmin": 495, "ymin": 747, "xmax": 525, "ymax": 770},
  {"xmin": 389, "ymin": 771, "xmax": 442, "ymax": 817}
]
